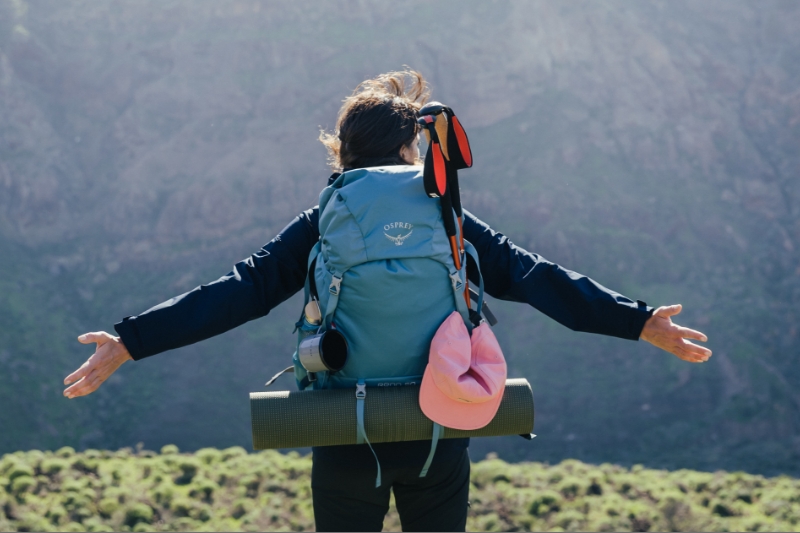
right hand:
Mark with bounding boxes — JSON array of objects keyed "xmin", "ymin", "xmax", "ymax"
[
  {"xmin": 640, "ymin": 304, "xmax": 712, "ymax": 363},
  {"xmin": 63, "ymin": 332, "xmax": 132, "ymax": 399}
]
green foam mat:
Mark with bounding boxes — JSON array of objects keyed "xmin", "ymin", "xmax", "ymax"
[{"xmin": 250, "ymin": 378, "xmax": 534, "ymax": 449}]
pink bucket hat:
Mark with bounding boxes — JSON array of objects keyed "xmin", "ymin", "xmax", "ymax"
[{"xmin": 420, "ymin": 311, "xmax": 507, "ymax": 430}]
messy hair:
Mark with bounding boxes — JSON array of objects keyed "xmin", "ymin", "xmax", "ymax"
[{"xmin": 320, "ymin": 69, "xmax": 430, "ymax": 171}]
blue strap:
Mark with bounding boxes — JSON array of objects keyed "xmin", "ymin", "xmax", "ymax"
[
  {"xmin": 304, "ymin": 242, "xmax": 321, "ymax": 307},
  {"xmin": 355, "ymin": 380, "xmax": 382, "ymax": 488},
  {"xmin": 463, "ymin": 240, "xmax": 485, "ymax": 315},
  {"xmin": 450, "ymin": 269, "xmax": 471, "ymax": 327},
  {"xmin": 419, "ymin": 423, "xmax": 444, "ymax": 478},
  {"xmin": 323, "ymin": 272, "xmax": 343, "ymax": 331}
]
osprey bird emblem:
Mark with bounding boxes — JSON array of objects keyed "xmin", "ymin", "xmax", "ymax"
[{"xmin": 384, "ymin": 229, "xmax": 413, "ymax": 246}]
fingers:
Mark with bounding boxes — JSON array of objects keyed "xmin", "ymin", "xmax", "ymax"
[
  {"xmin": 684, "ymin": 340, "xmax": 712, "ymax": 358},
  {"xmin": 674, "ymin": 340, "xmax": 712, "ymax": 363},
  {"xmin": 78, "ymin": 331, "xmax": 112, "ymax": 345},
  {"xmin": 64, "ymin": 372, "xmax": 104, "ymax": 398},
  {"xmin": 674, "ymin": 325, "xmax": 708, "ymax": 343},
  {"xmin": 654, "ymin": 304, "xmax": 682, "ymax": 318},
  {"xmin": 64, "ymin": 361, "xmax": 90, "ymax": 386}
]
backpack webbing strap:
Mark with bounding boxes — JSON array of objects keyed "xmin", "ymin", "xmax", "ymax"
[
  {"xmin": 323, "ymin": 272, "xmax": 343, "ymax": 331},
  {"xmin": 264, "ymin": 366, "xmax": 294, "ymax": 388},
  {"xmin": 450, "ymin": 270, "xmax": 471, "ymax": 327},
  {"xmin": 464, "ymin": 241, "xmax": 484, "ymax": 315},
  {"xmin": 297, "ymin": 242, "xmax": 322, "ymax": 334},
  {"xmin": 304, "ymin": 242, "xmax": 321, "ymax": 307},
  {"xmin": 419, "ymin": 422, "xmax": 444, "ymax": 478},
  {"xmin": 355, "ymin": 380, "xmax": 382, "ymax": 488}
]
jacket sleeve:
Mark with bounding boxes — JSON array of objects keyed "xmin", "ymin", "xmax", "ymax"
[
  {"xmin": 114, "ymin": 208, "xmax": 320, "ymax": 360},
  {"xmin": 462, "ymin": 210, "xmax": 653, "ymax": 340}
]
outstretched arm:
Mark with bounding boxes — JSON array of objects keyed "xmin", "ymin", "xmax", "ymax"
[
  {"xmin": 63, "ymin": 208, "xmax": 321, "ymax": 398},
  {"xmin": 462, "ymin": 211, "xmax": 710, "ymax": 362},
  {"xmin": 114, "ymin": 209, "xmax": 318, "ymax": 360}
]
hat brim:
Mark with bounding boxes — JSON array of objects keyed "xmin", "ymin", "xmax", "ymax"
[{"xmin": 419, "ymin": 367, "xmax": 505, "ymax": 431}]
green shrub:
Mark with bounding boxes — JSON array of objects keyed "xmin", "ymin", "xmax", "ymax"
[
  {"xmin": 196, "ymin": 448, "xmax": 221, "ymax": 465},
  {"xmin": 46, "ymin": 504, "xmax": 68, "ymax": 525},
  {"xmin": 557, "ymin": 508, "xmax": 587, "ymax": 530},
  {"xmin": 160, "ymin": 444, "xmax": 180, "ymax": 455},
  {"xmin": 40, "ymin": 457, "xmax": 69, "ymax": 476},
  {"xmin": 175, "ymin": 458, "xmax": 200, "ymax": 485},
  {"xmin": 587, "ymin": 479, "xmax": 604, "ymax": 496},
  {"xmin": 240, "ymin": 473, "xmax": 261, "ymax": 497},
  {"xmin": 11, "ymin": 475, "xmax": 36, "ymax": 495},
  {"xmin": 528, "ymin": 489, "xmax": 562, "ymax": 516},
  {"xmin": 71, "ymin": 457, "xmax": 98, "ymax": 475},
  {"xmin": 170, "ymin": 516, "xmax": 200, "ymax": 531},
  {"xmin": 123, "ymin": 502, "xmax": 154, "ymax": 527},
  {"xmin": 190, "ymin": 478, "xmax": 217, "ymax": 501},
  {"xmin": 558, "ymin": 476, "xmax": 589, "ymax": 498},
  {"xmin": 170, "ymin": 496, "xmax": 195, "ymax": 518},
  {"xmin": 71, "ymin": 505, "xmax": 94, "ymax": 523},
  {"xmin": 231, "ymin": 497, "xmax": 254, "ymax": 519},
  {"xmin": 711, "ymin": 499, "xmax": 739, "ymax": 517},
  {"xmin": 220, "ymin": 446, "xmax": 247, "ymax": 462},
  {"xmin": 56, "ymin": 447, "xmax": 76, "ymax": 458},
  {"xmin": 149, "ymin": 482, "xmax": 175, "ymax": 506},
  {"xmin": 16, "ymin": 511, "xmax": 54, "ymax": 531},
  {"xmin": 192, "ymin": 503, "xmax": 212, "ymax": 522},
  {"xmin": 7, "ymin": 462, "xmax": 34, "ymax": 482},
  {"xmin": 97, "ymin": 497, "xmax": 119, "ymax": 518}
]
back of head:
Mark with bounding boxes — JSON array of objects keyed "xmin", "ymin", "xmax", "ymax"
[{"xmin": 320, "ymin": 69, "xmax": 429, "ymax": 171}]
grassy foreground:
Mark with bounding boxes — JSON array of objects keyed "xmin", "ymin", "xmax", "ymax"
[{"xmin": 1, "ymin": 447, "xmax": 798, "ymax": 532}]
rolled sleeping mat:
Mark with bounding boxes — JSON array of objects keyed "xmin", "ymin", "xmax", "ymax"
[{"xmin": 251, "ymin": 378, "xmax": 534, "ymax": 450}]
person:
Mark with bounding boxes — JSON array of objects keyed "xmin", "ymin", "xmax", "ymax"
[{"xmin": 63, "ymin": 69, "xmax": 711, "ymax": 532}]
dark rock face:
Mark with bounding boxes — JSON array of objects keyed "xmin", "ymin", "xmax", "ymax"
[{"xmin": 1, "ymin": 0, "xmax": 798, "ymax": 475}]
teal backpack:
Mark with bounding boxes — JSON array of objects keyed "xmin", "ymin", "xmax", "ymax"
[{"xmin": 293, "ymin": 164, "xmax": 482, "ymax": 391}]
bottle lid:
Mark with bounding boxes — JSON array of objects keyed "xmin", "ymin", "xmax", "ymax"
[{"xmin": 304, "ymin": 300, "xmax": 322, "ymax": 325}]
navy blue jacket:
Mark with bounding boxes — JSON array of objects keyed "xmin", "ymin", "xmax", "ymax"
[
  {"xmin": 113, "ymin": 202, "xmax": 653, "ymax": 467},
  {"xmin": 115, "ymin": 208, "xmax": 652, "ymax": 360}
]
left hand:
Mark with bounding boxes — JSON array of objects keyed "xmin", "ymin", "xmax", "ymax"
[
  {"xmin": 63, "ymin": 332, "xmax": 132, "ymax": 398},
  {"xmin": 640, "ymin": 304, "xmax": 712, "ymax": 363}
]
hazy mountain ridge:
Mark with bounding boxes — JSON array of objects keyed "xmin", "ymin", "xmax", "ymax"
[{"xmin": 1, "ymin": 0, "xmax": 798, "ymax": 475}]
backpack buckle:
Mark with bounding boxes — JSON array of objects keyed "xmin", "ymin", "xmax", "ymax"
[
  {"xmin": 449, "ymin": 272, "xmax": 463, "ymax": 293},
  {"xmin": 329, "ymin": 275, "xmax": 342, "ymax": 296},
  {"xmin": 355, "ymin": 383, "xmax": 366, "ymax": 400}
]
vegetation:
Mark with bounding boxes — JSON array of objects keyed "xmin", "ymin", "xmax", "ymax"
[{"xmin": 1, "ymin": 447, "xmax": 798, "ymax": 532}]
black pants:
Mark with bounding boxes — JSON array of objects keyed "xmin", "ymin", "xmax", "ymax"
[{"xmin": 311, "ymin": 446, "xmax": 470, "ymax": 532}]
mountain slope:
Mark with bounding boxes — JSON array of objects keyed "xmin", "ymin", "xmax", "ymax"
[{"xmin": 0, "ymin": 0, "xmax": 798, "ymax": 475}]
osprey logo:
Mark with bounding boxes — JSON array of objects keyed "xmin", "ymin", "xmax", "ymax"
[{"xmin": 384, "ymin": 222, "xmax": 414, "ymax": 246}]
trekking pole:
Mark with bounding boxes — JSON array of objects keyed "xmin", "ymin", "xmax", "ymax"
[
  {"xmin": 419, "ymin": 112, "xmax": 470, "ymax": 309},
  {"xmin": 422, "ymin": 105, "xmax": 472, "ymax": 306},
  {"xmin": 438, "ymin": 115, "xmax": 470, "ymax": 305},
  {"xmin": 440, "ymin": 107, "xmax": 474, "ymax": 309}
]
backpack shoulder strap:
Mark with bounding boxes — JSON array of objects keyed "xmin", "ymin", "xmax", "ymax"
[{"xmin": 464, "ymin": 240, "xmax": 484, "ymax": 316}]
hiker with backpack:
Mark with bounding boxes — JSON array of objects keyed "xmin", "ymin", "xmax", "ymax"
[{"xmin": 63, "ymin": 70, "xmax": 711, "ymax": 532}]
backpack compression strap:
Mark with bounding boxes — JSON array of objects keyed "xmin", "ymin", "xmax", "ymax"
[{"xmin": 355, "ymin": 380, "xmax": 382, "ymax": 487}]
